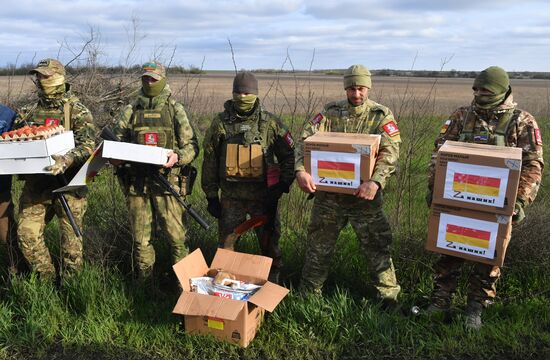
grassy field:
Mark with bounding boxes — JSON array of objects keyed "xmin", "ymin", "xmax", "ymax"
[{"xmin": 0, "ymin": 74, "xmax": 548, "ymax": 359}]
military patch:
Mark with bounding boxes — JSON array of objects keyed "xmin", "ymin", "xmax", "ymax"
[
  {"xmin": 144, "ymin": 132, "xmax": 159, "ymax": 146},
  {"xmin": 383, "ymin": 121, "xmax": 400, "ymax": 137},
  {"xmin": 283, "ymin": 131, "xmax": 295, "ymax": 148},
  {"xmin": 45, "ymin": 118, "xmax": 60, "ymax": 126},
  {"xmin": 474, "ymin": 133, "xmax": 488, "ymax": 143},
  {"xmin": 534, "ymin": 128, "xmax": 542, "ymax": 145},
  {"xmin": 440, "ymin": 119, "xmax": 451, "ymax": 134},
  {"xmin": 310, "ymin": 113, "xmax": 324, "ymax": 125}
]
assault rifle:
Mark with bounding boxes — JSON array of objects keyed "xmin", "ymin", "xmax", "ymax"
[
  {"xmin": 56, "ymin": 174, "xmax": 83, "ymax": 237},
  {"xmin": 100, "ymin": 126, "xmax": 210, "ymax": 230}
]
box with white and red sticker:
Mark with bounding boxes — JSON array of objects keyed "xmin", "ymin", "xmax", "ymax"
[
  {"xmin": 172, "ymin": 249, "xmax": 289, "ymax": 348},
  {"xmin": 432, "ymin": 141, "xmax": 522, "ymax": 215},
  {"xmin": 426, "ymin": 204, "xmax": 512, "ymax": 266},
  {"xmin": 0, "ymin": 129, "xmax": 74, "ymax": 175},
  {"xmin": 304, "ymin": 132, "xmax": 380, "ymax": 194}
]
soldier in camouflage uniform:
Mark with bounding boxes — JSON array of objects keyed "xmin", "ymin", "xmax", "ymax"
[
  {"xmin": 295, "ymin": 65, "xmax": 401, "ymax": 304},
  {"xmin": 426, "ymin": 66, "xmax": 544, "ymax": 329},
  {"xmin": 114, "ymin": 61, "xmax": 198, "ymax": 280},
  {"xmin": 201, "ymin": 72, "xmax": 295, "ymax": 283},
  {"xmin": 15, "ymin": 59, "xmax": 96, "ymax": 280}
]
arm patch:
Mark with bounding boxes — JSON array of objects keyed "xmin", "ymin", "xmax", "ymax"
[
  {"xmin": 310, "ymin": 113, "xmax": 324, "ymax": 125},
  {"xmin": 534, "ymin": 128, "xmax": 542, "ymax": 145},
  {"xmin": 283, "ymin": 131, "xmax": 295, "ymax": 148},
  {"xmin": 383, "ymin": 121, "xmax": 400, "ymax": 137}
]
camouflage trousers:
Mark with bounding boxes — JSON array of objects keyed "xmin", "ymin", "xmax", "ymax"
[
  {"xmin": 17, "ymin": 183, "xmax": 86, "ymax": 279},
  {"xmin": 431, "ymin": 254, "xmax": 501, "ymax": 308},
  {"xmin": 0, "ymin": 193, "xmax": 26, "ymax": 274},
  {"xmin": 219, "ymin": 196, "xmax": 282, "ymax": 270},
  {"xmin": 127, "ymin": 194, "xmax": 188, "ymax": 276},
  {"xmin": 300, "ymin": 191, "xmax": 400, "ymax": 300}
]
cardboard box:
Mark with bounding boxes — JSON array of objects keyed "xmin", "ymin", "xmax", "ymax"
[
  {"xmin": 0, "ymin": 131, "xmax": 75, "ymax": 174},
  {"xmin": 102, "ymin": 140, "xmax": 170, "ymax": 166},
  {"xmin": 304, "ymin": 132, "xmax": 380, "ymax": 194},
  {"xmin": 426, "ymin": 204, "xmax": 512, "ymax": 266},
  {"xmin": 432, "ymin": 141, "xmax": 522, "ymax": 215},
  {"xmin": 172, "ymin": 248, "xmax": 289, "ymax": 347}
]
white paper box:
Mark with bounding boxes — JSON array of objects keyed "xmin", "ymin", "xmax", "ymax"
[
  {"xmin": 0, "ymin": 131, "xmax": 75, "ymax": 174},
  {"xmin": 102, "ymin": 140, "xmax": 170, "ymax": 166}
]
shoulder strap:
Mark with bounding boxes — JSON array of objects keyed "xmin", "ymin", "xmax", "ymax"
[
  {"xmin": 458, "ymin": 107, "xmax": 476, "ymax": 141},
  {"xmin": 494, "ymin": 108, "xmax": 520, "ymax": 146}
]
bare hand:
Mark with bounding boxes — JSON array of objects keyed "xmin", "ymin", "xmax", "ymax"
[
  {"xmin": 296, "ymin": 170, "xmax": 316, "ymax": 193},
  {"xmin": 164, "ymin": 151, "xmax": 179, "ymax": 168},
  {"xmin": 354, "ymin": 180, "xmax": 379, "ymax": 200}
]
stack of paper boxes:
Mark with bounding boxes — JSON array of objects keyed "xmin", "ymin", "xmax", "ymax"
[{"xmin": 425, "ymin": 141, "xmax": 522, "ymax": 266}]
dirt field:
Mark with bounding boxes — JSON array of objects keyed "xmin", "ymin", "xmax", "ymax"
[{"xmin": 1, "ymin": 72, "xmax": 549, "ymax": 119}]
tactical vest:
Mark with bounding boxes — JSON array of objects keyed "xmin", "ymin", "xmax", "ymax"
[
  {"xmin": 323, "ymin": 100, "xmax": 386, "ymax": 134},
  {"xmin": 31, "ymin": 99, "xmax": 75, "ymax": 129},
  {"xmin": 459, "ymin": 108, "xmax": 520, "ymax": 146},
  {"xmin": 130, "ymin": 101, "xmax": 174, "ymax": 149},
  {"xmin": 219, "ymin": 107, "xmax": 268, "ymax": 182}
]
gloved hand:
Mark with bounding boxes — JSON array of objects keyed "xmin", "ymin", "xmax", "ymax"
[
  {"xmin": 206, "ymin": 197, "xmax": 222, "ymax": 219},
  {"xmin": 45, "ymin": 154, "xmax": 74, "ymax": 175},
  {"xmin": 425, "ymin": 191, "xmax": 433, "ymax": 208},
  {"xmin": 512, "ymin": 200, "xmax": 525, "ymax": 224},
  {"xmin": 266, "ymin": 182, "xmax": 290, "ymax": 204}
]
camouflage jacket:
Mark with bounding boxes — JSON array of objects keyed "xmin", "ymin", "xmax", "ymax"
[
  {"xmin": 295, "ymin": 98, "xmax": 401, "ymax": 189},
  {"xmin": 114, "ymin": 84, "xmax": 199, "ymax": 167},
  {"xmin": 201, "ymin": 100, "xmax": 295, "ymax": 200},
  {"xmin": 15, "ymin": 85, "xmax": 96, "ymax": 171},
  {"xmin": 427, "ymin": 94, "xmax": 544, "ymax": 207}
]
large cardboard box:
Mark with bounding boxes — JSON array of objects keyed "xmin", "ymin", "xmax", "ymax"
[
  {"xmin": 432, "ymin": 141, "xmax": 522, "ymax": 215},
  {"xmin": 0, "ymin": 131, "xmax": 75, "ymax": 174},
  {"xmin": 172, "ymin": 249, "xmax": 289, "ymax": 348},
  {"xmin": 304, "ymin": 132, "xmax": 380, "ymax": 194},
  {"xmin": 101, "ymin": 140, "xmax": 170, "ymax": 166},
  {"xmin": 426, "ymin": 204, "xmax": 512, "ymax": 266}
]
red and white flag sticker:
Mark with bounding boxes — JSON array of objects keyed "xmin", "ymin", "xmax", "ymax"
[
  {"xmin": 383, "ymin": 121, "xmax": 400, "ymax": 137},
  {"xmin": 310, "ymin": 113, "xmax": 323, "ymax": 125},
  {"xmin": 45, "ymin": 118, "xmax": 60, "ymax": 126},
  {"xmin": 283, "ymin": 131, "xmax": 294, "ymax": 147},
  {"xmin": 144, "ymin": 132, "xmax": 159, "ymax": 146},
  {"xmin": 440, "ymin": 119, "xmax": 451, "ymax": 134}
]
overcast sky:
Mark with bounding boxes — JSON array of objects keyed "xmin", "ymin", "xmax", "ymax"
[{"xmin": 1, "ymin": 0, "xmax": 549, "ymax": 71}]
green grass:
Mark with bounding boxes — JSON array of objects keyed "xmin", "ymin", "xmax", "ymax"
[{"xmin": 0, "ymin": 116, "xmax": 548, "ymax": 359}]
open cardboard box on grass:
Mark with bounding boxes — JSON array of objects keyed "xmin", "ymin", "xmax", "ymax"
[
  {"xmin": 0, "ymin": 131, "xmax": 74, "ymax": 174},
  {"xmin": 304, "ymin": 132, "xmax": 380, "ymax": 195},
  {"xmin": 172, "ymin": 248, "xmax": 289, "ymax": 347}
]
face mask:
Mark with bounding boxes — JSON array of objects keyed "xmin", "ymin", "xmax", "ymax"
[
  {"xmin": 142, "ymin": 77, "xmax": 166, "ymax": 97},
  {"xmin": 38, "ymin": 74, "xmax": 65, "ymax": 99},
  {"xmin": 474, "ymin": 92, "xmax": 506, "ymax": 110},
  {"xmin": 232, "ymin": 93, "xmax": 257, "ymax": 113}
]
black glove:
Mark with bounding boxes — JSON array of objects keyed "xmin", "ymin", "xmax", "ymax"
[
  {"xmin": 267, "ymin": 182, "xmax": 289, "ymax": 204},
  {"xmin": 206, "ymin": 197, "xmax": 222, "ymax": 219}
]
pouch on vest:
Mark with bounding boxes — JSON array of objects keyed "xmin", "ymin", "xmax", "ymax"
[
  {"xmin": 226, "ymin": 143, "xmax": 239, "ymax": 176},
  {"xmin": 178, "ymin": 165, "xmax": 197, "ymax": 196},
  {"xmin": 250, "ymin": 144, "xmax": 263, "ymax": 177},
  {"xmin": 238, "ymin": 145, "xmax": 251, "ymax": 177}
]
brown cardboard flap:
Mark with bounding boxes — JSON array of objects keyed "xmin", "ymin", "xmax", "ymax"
[
  {"xmin": 442, "ymin": 140, "xmax": 522, "ymax": 157},
  {"xmin": 248, "ymin": 281, "xmax": 289, "ymax": 312},
  {"xmin": 211, "ymin": 248, "xmax": 272, "ymax": 280},
  {"xmin": 172, "ymin": 291, "xmax": 245, "ymax": 320},
  {"xmin": 172, "ymin": 249, "xmax": 209, "ymax": 291}
]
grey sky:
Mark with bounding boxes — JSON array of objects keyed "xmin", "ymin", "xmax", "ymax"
[{"xmin": 1, "ymin": 0, "xmax": 549, "ymax": 71}]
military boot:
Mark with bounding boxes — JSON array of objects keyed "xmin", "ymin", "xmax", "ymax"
[{"xmin": 464, "ymin": 301, "xmax": 483, "ymax": 330}]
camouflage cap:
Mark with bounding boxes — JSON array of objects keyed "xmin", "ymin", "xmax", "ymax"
[
  {"xmin": 142, "ymin": 61, "xmax": 166, "ymax": 80},
  {"xmin": 473, "ymin": 66, "xmax": 509, "ymax": 95},
  {"xmin": 344, "ymin": 64, "xmax": 372, "ymax": 89},
  {"xmin": 29, "ymin": 58, "xmax": 66, "ymax": 76}
]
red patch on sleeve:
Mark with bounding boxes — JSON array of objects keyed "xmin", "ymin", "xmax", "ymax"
[
  {"xmin": 382, "ymin": 121, "xmax": 400, "ymax": 137},
  {"xmin": 310, "ymin": 113, "xmax": 323, "ymax": 125},
  {"xmin": 283, "ymin": 131, "xmax": 294, "ymax": 148},
  {"xmin": 534, "ymin": 128, "xmax": 542, "ymax": 145},
  {"xmin": 45, "ymin": 118, "xmax": 60, "ymax": 126},
  {"xmin": 144, "ymin": 132, "xmax": 159, "ymax": 146}
]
